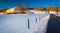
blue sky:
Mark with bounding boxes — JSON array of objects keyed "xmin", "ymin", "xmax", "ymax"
[{"xmin": 0, "ymin": 0, "xmax": 60, "ymax": 10}]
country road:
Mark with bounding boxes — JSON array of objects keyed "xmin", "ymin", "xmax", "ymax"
[{"xmin": 46, "ymin": 14, "xmax": 60, "ymax": 33}]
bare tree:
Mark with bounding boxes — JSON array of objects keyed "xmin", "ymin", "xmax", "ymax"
[
  {"xmin": 46, "ymin": 4, "xmax": 52, "ymax": 14},
  {"xmin": 16, "ymin": 4, "xmax": 29, "ymax": 14},
  {"xmin": 55, "ymin": 4, "xmax": 59, "ymax": 15}
]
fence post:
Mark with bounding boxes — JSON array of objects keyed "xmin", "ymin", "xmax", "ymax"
[
  {"xmin": 36, "ymin": 18, "xmax": 37, "ymax": 23},
  {"xmin": 39, "ymin": 17, "xmax": 40, "ymax": 20},
  {"xmin": 28, "ymin": 18, "xmax": 30, "ymax": 29}
]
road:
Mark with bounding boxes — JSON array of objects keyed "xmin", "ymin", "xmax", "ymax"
[{"xmin": 46, "ymin": 14, "xmax": 60, "ymax": 33}]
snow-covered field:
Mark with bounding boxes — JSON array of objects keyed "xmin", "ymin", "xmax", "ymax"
[
  {"xmin": 0, "ymin": 12, "xmax": 49, "ymax": 33},
  {"xmin": 0, "ymin": 10, "xmax": 60, "ymax": 33}
]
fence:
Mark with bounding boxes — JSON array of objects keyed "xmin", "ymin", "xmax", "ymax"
[
  {"xmin": 27, "ymin": 14, "xmax": 48, "ymax": 30},
  {"xmin": 0, "ymin": 12, "xmax": 49, "ymax": 33}
]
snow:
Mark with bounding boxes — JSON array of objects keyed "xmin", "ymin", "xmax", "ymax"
[
  {"xmin": 58, "ymin": 12, "xmax": 60, "ymax": 16},
  {"xmin": 49, "ymin": 11, "xmax": 60, "ymax": 16},
  {"xmin": 28, "ymin": 10, "xmax": 47, "ymax": 14},
  {"xmin": 0, "ymin": 10, "xmax": 50, "ymax": 33},
  {"xmin": 33, "ymin": 15, "xmax": 50, "ymax": 33}
]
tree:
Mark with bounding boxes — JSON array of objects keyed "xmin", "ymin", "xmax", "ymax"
[
  {"xmin": 46, "ymin": 4, "xmax": 52, "ymax": 11},
  {"xmin": 55, "ymin": 4, "xmax": 59, "ymax": 15},
  {"xmin": 34, "ymin": 8, "xmax": 40, "ymax": 11},
  {"xmin": 0, "ymin": 10, "xmax": 3, "ymax": 13},
  {"xmin": 46, "ymin": 4, "xmax": 52, "ymax": 14},
  {"xmin": 58, "ymin": 8, "xmax": 60, "ymax": 15},
  {"xmin": 15, "ymin": 4, "xmax": 29, "ymax": 14}
]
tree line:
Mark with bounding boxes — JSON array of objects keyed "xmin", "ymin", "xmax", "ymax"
[{"xmin": 0, "ymin": 4, "xmax": 60, "ymax": 14}]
